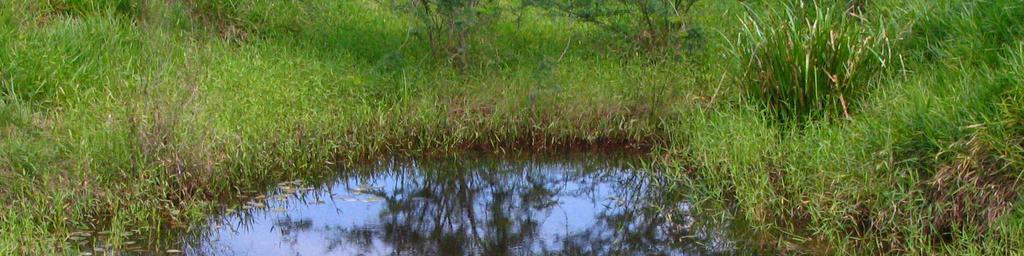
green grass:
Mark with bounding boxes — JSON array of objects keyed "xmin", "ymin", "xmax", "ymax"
[
  {"xmin": 734, "ymin": 0, "xmax": 893, "ymax": 122},
  {"xmin": 1, "ymin": 0, "xmax": 1022, "ymax": 254}
]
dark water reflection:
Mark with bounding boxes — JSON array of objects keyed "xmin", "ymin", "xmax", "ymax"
[{"xmin": 182, "ymin": 156, "xmax": 742, "ymax": 255}]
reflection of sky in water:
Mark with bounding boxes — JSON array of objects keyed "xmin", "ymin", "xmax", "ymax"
[{"xmin": 183, "ymin": 159, "xmax": 740, "ymax": 255}]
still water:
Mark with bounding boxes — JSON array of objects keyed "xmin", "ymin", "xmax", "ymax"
[{"xmin": 180, "ymin": 156, "xmax": 742, "ymax": 255}]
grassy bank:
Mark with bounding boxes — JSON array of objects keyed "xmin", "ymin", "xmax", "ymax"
[{"xmin": 1, "ymin": 0, "xmax": 1021, "ymax": 254}]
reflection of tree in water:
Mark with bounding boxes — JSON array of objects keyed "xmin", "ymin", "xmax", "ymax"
[
  {"xmin": 182, "ymin": 157, "xmax": 740, "ymax": 255},
  {"xmin": 317, "ymin": 160, "xmax": 553, "ymax": 255},
  {"xmin": 316, "ymin": 158, "xmax": 737, "ymax": 255}
]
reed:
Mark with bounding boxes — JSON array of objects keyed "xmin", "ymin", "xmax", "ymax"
[{"xmin": 734, "ymin": 0, "xmax": 892, "ymax": 122}]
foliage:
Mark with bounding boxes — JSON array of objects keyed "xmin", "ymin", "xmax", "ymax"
[
  {"xmin": 734, "ymin": 0, "xmax": 893, "ymax": 122},
  {"xmin": 526, "ymin": 0, "xmax": 699, "ymax": 51},
  {"xmin": 399, "ymin": 0, "xmax": 502, "ymax": 65}
]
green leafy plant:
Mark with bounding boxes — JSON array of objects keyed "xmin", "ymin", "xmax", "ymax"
[
  {"xmin": 404, "ymin": 0, "xmax": 501, "ymax": 65},
  {"xmin": 526, "ymin": 0, "xmax": 699, "ymax": 51},
  {"xmin": 735, "ymin": 0, "xmax": 892, "ymax": 122}
]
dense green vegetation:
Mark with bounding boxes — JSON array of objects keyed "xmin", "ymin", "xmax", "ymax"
[{"xmin": 1, "ymin": 0, "xmax": 1021, "ymax": 254}]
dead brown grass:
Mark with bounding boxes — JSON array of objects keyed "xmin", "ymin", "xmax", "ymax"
[{"xmin": 925, "ymin": 134, "xmax": 1020, "ymax": 240}]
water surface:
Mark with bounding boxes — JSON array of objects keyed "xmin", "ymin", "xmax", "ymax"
[{"xmin": 181, "ymin": 156, "xmax": 742, "ymax": 255}]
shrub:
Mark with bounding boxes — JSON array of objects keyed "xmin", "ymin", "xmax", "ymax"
[
  {"xmin": 402, "ymin": 0, "xmax": 502, "ymax": 65},
  {"xmin": 735, "ymin": 0, "xmax": 893, "ymax": 122},
  {"xmin": 526, "ymin": 0, "xmax": 699, "ymax": 51}
]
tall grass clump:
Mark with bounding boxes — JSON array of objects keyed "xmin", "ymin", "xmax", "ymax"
[{"xmin": 735, "ymin": 1, "xmax": 893, "ymax": 122}]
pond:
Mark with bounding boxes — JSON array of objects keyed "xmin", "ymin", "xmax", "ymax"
[{"xmin": 177, "ymin": 155, "xmax": 746, "ymax": 255}]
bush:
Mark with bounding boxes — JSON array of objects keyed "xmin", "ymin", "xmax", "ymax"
[
  {"xmin": 735, "ymin": 0, "xmax": 893, "ymax": 122},
  {"xmin": 401, "ymin": 0, "xmax": 502, "ymax": 65},
  {"xmin": 526, "ymin": 0, "xmax": 699, "ymax": 51}
]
